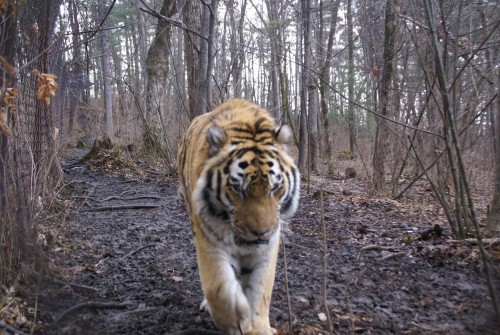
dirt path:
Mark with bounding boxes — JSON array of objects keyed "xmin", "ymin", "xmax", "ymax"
[{"xmin": 36, "ymin": 152, "xmax": 499, "ymax": 334}]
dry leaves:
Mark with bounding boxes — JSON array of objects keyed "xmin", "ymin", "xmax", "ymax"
[
  {"xmin": 0, "ymin": 87, "xmax": 17, "ymax": 136},
  {"xmin": 32, "ymin": 69, "xmax": 58, "ymax": 105}
]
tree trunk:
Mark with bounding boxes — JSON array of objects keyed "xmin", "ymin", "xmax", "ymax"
[
  {"xmin": 233, "ymin": 0, "xmax": 247, "ymax": 97},
  {"xmin": 145, "ymin": 0, "xmax": 176, "ymax": 128},
  {"xmin": 307, "ymin": 0, "xmax": 319, "ymax": 172},
  {"xmin": 346, "ymin": 0, "xmax": 356, "ymax": 154},
  {"xmin": 265, "ymin": 0, "xmax": 281, "ymax": 121},
  {"xmin": 0, "ymin": 0, "xmax": 17, "ymax": 205},
  {"xmin": 372, "ymin": 0, "xmax": 396, "ymax": 193},
  {"xmin": 318, "ymin": 0, "xmax": 340, "ymax": 173},
  {"xmin": 68, "ymin": 0, "xmax": 83, "ymax": 136},
  {"xmin": 184, "ymin": 0, "xmax": 202, "ymax": 119},
  {"xmin": 487, "ymin": 66, "xmax": 500, "ymax": 233},
  {"xmin": 193, "ymin": 0, "xmax": 219, "ymax": 117},
  {"xmin": 298, "ymin": 0, "xmax": 311, "ymax": 173},
  {"xmin": 100, "ymin": 29, "xmax": 114, "ymax": 140}
]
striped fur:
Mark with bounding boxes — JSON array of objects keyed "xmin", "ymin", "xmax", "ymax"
[{"xmin": 177, "ymin": 99, "xmax": 300, "ymax": 334}]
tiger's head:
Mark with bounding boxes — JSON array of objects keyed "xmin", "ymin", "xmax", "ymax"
[{"xmin": 194, "ymin": 121, "xmax": 300, "ymax": 245}]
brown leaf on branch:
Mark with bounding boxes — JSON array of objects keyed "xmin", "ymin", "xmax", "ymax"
[
  {"xmin": 0, "ymin": 109, "xmax": 11, "ymax": 136},
  {"xmin": 0, "ymin": 87, "xmax": 17, "ymax": 136},
  {"xmin": 32, "ymin": 69, "xmax": 58, "ymax": 105}
]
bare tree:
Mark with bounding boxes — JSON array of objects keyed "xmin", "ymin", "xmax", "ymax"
[
  {"xmin": 0, "ymin": 0, "xmax": 17, "ymax": 205},
  {"xmin": 318, "ymin": 0, "xmax": 340, "ymax": 174},
  {"xmin": 194, "ymin": 0, "xmax": 219, "ymax": 116},
  {"xmin": 298, "ymin": 0, "xmax": 312, "ymax": 173},
  {"xmin": 100, "ymin": 27, "xmax": 114, "ymax": 140},
  {"xmin": 487, "ymin": 62, "xmax": 500, "ymax": 233},
  {"xmin": 144, "ymin": 0, "xmax": 177, "ymax": 150},
  {"xmin": 346, "ymin": 0, "xmax": 356, "ymax": 155},
  {"xmin": 372, "ymin": 0, "xmax": 397, "ymax": 193}
]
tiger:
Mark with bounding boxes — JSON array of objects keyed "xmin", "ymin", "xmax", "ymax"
[{"xmin": 177, "ymin": 98, "xmax": 300, "ymax": 335}]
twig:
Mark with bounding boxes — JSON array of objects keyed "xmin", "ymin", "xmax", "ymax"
[
  {"xmin": 51, "ymin": 279, "xmax": 100, "ymax": 293},
  {"xmin": 0, "ymin": 299, "xmax": 15, "ymax": 313},
  {"xmin": 0, "ymin": 322, "xmax": 30, "ymax": 335},
  {"xmin": 356, "ymin": 245, "xmax": 396, "ymax": 260},
  {"xmin": 85, "ymin": 204, "xmax": 161, "ymax": 211},
  {"xmin": 120, "ymin": 244, "xmax": 156, "ymax": 261},
  {"xmin": 380, "ymin": 252, "xmax": 407, "ymax": 261},
  {"xmin": 320, "ymin": 190, "xmax": 334, "ymax": 334},
  {"xmin": 54, "ymin": 301, "xmax": 132, "ymax": 324},
  {"xmin": 92, "ymin": 195, "xmax": 162, "ymax": 203},
  {"xmin": 284, "ymin": 241, "xmax": 321, "ymax": 254},
  {"xmin": 139, "ymin": 0, "xmax": 208, "ymax": 41},
  {"xmin": 281, "ymin": 235, "xmax": 293, "ymax": 333},
  {"xmin": 447, "ymin": 238, "xmax": 500, "ymax": 246}
]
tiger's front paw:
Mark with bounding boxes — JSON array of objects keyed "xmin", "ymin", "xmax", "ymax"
[
  {"xmin": 244, "ymin": 327, "xmax": 276, "ymax": 335},
  {"xmin": 206, "ymin": 282, "xmax": 252, "ymax": 334}
]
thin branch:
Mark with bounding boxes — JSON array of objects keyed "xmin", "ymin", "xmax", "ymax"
[
  {"xmin": 65, "ymin": 25, "xmax": 125, "ymax": 36},
  {"xmin": 54, "ymin": 301, "xmax": 132, "ymax": 324},
  {"xmin": 84, "ymin": 204, "xmax": 161, "ymax": 211},
  {"xmin": 0, "ymin": 322, "xmax": 30, "ymax": 335},
  {"xmin": 449, "ymin": 19, "xmax": 500, "ymax": 91},
  {"xmin": 51, "ymin": 279, "xmax": 100, "ymax": 293},
  {"xmin": 87, "ymin": 0, "xmax": 118, "ymax": 41},
  {"xmin": 139, "ymin": 0, "xmax": 208, "ymax": 41},
  {"xmin": 120, "ymin": 244, "xmax": 156, "ymax": 261}
]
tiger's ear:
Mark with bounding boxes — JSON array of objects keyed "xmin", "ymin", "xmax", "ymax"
[
  {"xmin": 206, "ymin": 125, "xmax": 227, "ymax": 155},
  {"xmin": 274, "ymin": 125, "xmax": 292, "ymax": 144}
]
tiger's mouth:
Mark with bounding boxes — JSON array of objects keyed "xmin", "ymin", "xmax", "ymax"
[{"xmin": 234, "ymin": 235, "xmax": 269, "ymax": 246}]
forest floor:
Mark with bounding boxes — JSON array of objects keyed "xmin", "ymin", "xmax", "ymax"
[{"xmin": 4, "ymin": 146, "xmax": 500, "ymax": 335}]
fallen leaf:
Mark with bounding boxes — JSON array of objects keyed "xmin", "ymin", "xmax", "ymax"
[{"xmin": 318, "ymin": 312, "xmax": 327, "ymax": 321}]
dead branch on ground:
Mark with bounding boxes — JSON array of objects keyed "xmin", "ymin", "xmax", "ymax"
[
  {"xmin": 51, "ymin": 279, "xmax": 100, "ymax": 293},
  {"xmin": 84, "ymin": 204, "xmax": 161, "ymax": 211},
  {"xmin": 0, "ymin": 322, "xmax": 30, "ymax": 335},
  {"xmin": 54, "ymin": 301, "xmax": 132, "ymax": 324},
  {"xmin": 120, "ymin": 244, "xmax": 156, "ymax": 261}
]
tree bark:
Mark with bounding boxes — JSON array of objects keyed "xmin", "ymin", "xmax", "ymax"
[
  {"xmin": 145, "ymin": 0, "xmax": 176, "ymax": 126},
  {"xmin": 307, "ymin": 0, "xmax": 319, "ymax": 172},
  {"xmin": 193, "ymin": 0, "xmax": 219, "ymax": 117},
  {"xmin": 184, "ymin": 0, "xmax": 202, "ymax": 119},
  {"xmin": 100, "ymin": 29, "xmax": 114, "ymax": 140},
  {"xmin": 487, "ymin": 64, "xmax": 500, "ymax": 233},
  {"xmin": 68, "ymin": 0, "xmax": 83, "ymax": 136},
  {"xmin": 265, "ymin": 0, "xmax": 281, "ymax": 121},
  {"xmin": 318, "ymin": 0, "xmax": 340, "ymax": 173},
  {"xmin": 346, "ymin": 0, "xmax": 356, "ymax": 155},
  {"xmin": 0, "ymin": 0, "xmax": 17, "ymax": 205},
  {"xmin": 298, "ymin": 0, "xmax": 311, "ymax": 173},
  {"xmin": 372, "ymin": 0, "xmax": 396, "ymax": 193}
]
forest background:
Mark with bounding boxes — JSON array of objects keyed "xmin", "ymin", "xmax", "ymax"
[{"xmin": 0, "ymin": 0, "xmax": 499, "ymax": 331}]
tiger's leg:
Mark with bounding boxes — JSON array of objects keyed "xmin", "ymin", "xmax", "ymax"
[
  {"xmin": 240, "ymin": 233, "xmax": 280, "ymax": 335},
  {"xmin": 194, "ymin": 224, "xmax": 252, "ymax": 334}
]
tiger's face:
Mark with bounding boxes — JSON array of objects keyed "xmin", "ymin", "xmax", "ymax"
[
  {"xmin": 194, "ymin": 123, "xmax": 298, "ymax": 245},
  {"xmin": 222, "ymin": 151, "xmax": 283, "ymax": 244}
]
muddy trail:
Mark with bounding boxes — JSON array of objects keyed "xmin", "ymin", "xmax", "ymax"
[{"xmin": 33, "ymin": 149, "xmax": 499, "ymax": 335}]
